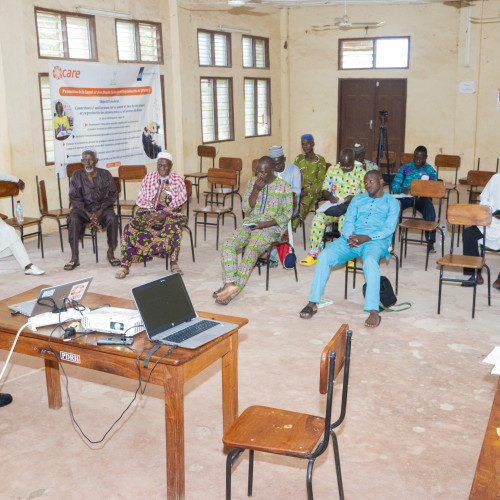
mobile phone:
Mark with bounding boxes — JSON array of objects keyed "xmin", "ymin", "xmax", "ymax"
[{"xmin": 97, "ymin": 337, "xmax": 134, "ymax": 346}]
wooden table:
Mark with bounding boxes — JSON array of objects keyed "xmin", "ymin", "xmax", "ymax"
[
  {"xmin": 469, "ymin": 377, "xmax": 500, "ymax": 498},
  {"xmin": 0, "ymin": 286, "xmax": 247, "ymax": 499}
]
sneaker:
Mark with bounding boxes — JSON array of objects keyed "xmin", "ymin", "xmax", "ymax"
[
  {"xmin": 427, "ymin": 243, "xmax": 437, "ymax": 254},
  {"xmin": 269, "ymin": 259, "xmax": 279, "ymax": 268},
  {"xmin": 0, "ymin": 393, "xmax": 13, "ymax": 407},
  {"xmin": 24, "ymin": 265, "xmax": 45, "ymax": 276}
]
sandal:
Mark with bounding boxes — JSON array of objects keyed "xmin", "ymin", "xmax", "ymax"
[
  {"xmin": 170, "ymin": 262, "xmax": 183, "ymax": 275},
  {"xmin": 115, "ymin": 267, "xmax": 130, "ymax": 279},
  {"xmin": 299, "ymin": 305, "xmax": 317, "ymax": 319},
  {"xmin": 212, "ymin": 287, "xmax": 224, "ymax": 299},
  {"xmin": 64, "ymin": 261, "xmax": 80, "ymax": 271},
  {"xmin": 108, "ymin": 257, "xmax": 121, "ymax": 267},
  {"xmin": 215, "ymin": 292, "xmax": 237, "ymax": 306},
  {"xmin": 300, "ymin": 255, "xmax": 317, "ymax": 266}
]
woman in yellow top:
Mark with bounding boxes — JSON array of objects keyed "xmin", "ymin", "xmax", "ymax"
[{"xmin": 54, "ymin": 101, "xmax": 70, "ymax": 139}]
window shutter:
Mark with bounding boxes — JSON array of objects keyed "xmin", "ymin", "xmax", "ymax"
[
  {"xmin": 216, "ymin": 79, "xmax": 230, "ymax": 140},
  {"xmin": 198, "ymin": 31, "xmax": 212, "ymax": 65},
  {"xmin": 36, "ymin": 11, "xmax": 64, "ymax": 58},
  {"xmin": 139, "ymin": 23, "xmax": 159, "ymax": 62},
  {"xmin": 256, "ymin": 80, "xmax": 268, "ymax": 135},
  {"xmin": 116, "ymin": 21, "xmax": 137, "ymax": 61},
  {"xmin": 40, "ymin": 76, "xmax": 55, "ymax": 163},
  {"xmin": 244, "ymin": 79, "xmax": 255, "ymax": 136},
  {"xmin": 255, "ymin": 39, "xmax": 266, "ymax": 68},
  {"xmin": 66, "ymin": 16, "xmax": 91, "ymax": 59},
  {"xmin": 242, "ymin": 36, "xmax": 253, "ymax": 67},
  {"xmin": 201, "ymin": 78, "xmax": 215, "ymax": 142},
  {"xmin": 214, "ymin": 34, "xmax": 228, "ymax": 67}
]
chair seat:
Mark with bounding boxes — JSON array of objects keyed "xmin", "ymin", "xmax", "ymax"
[
  {"xmin": 223, "ymin": 405, "xmax": 324, "ymax": 457},
  {"xmin": 5, "ymin": 216, "xmax": 42, "ymax": 228},
  {"xmin": 194, "ymin": 205, "xmax": 232, "ymax": 215},
  {"xmin": 444, "ymin": 182, "xmax": 457, "ymax": 191},
  {"xmin": 119, "ymin": 200, "xmax": 137, "ymax": 208},
  {"xmin": 43, "ymin": 208, "xmax": 71, "ymax": 218},
  {"xmin": 185, "ymin": 172, "xmax": 208, "ymax": 179},
  {"xmin": 203, "ymin": 187, "xmax": 233, "ymax": 195},
  {"xmin": 437, "ymin": 254, "xmax": 485, "ymax": 269},
  {"xmin": 399, "ymin": 219, "xmax": 438, "ymax": 232}
]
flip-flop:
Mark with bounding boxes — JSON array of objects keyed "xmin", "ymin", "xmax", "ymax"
[
  {"xmin": 212, "ymin": 287, "xmax": 224, "ymax": 299},
  {"xmin": 170, "ymin": 263, "xmax": 183, "ymax": 275},
  {"xmin": 108, "ymin": 257, "xmax": 121, "ymax": 267},
  {"xmin": 300, "ymin": 255, "xmax": 317, "ymax": 266},
  {"xmin": 365, "ymin": 315, "xmax": 382, "ymax": 328},
  {"xmin": 64, "ymin": 261, "xmax": 80, "ymax": 271},
  {"xmin": 299, "ymin": 305, "xmax": 317, "ymax": 319},
  {"xmin": 215, "ymin": 291, "xmax": 238, "ymax": 305},
  {"xmin": 115, "ymin": 267, "xmax": 130, "ymax": 279}
]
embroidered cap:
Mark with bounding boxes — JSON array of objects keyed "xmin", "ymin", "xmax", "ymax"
[
  {"xmin": 157, "ymin": 152, "xmax": 173, "ymax": 162},
  {"xmin": 269, "ymin": 145, "xmax": 284, "ymax": 158},
  {"xmin": 301, "ymin": 134, "xmax": 314, "ymax": 141},
  {"xmin": 352, "ymin": 143, "xmax": 365, "ymax": 154},
  {"xmin": 81, "ymin": 148, "xmax": 97, "ymax": 158}
]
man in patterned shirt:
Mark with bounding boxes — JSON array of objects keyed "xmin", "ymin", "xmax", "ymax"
[
  {"xmin": 292, "ymin": 134, "xmax": 327, "ymax": 231},
  {"xmin": 353, "ymin": 143, "xmax": 378, "ymax": 171},
  {"xmin": 300, "ymin": 148, "xmax": 365, "ymax": 266},
  {"xmin": 391, "ymin": 145, "xmax": 438, "ymax": 250}
]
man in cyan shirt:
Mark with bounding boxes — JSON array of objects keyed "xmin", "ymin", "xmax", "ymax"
[
  {"xmin": 300, "ymin": 170, "xmax": 400, "ymax": 328},
  {"xmin": 391, "ymin": 145, "xmax": 438, "ymax": 250}
]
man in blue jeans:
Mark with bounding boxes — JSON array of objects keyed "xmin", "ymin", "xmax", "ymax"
[{"xmin": 299, "ymin": 170, "xmax": 400, "ymax": 327}]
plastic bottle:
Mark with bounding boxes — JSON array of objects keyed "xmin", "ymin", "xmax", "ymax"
[
  {"xmin": 440, "ymin": 224, "xmax": 446, "ymax": 245},
  {"xmin": 16, "ymin": 200, "xmax": 24, "ymax": 224}
]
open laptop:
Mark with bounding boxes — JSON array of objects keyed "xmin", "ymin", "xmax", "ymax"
[
  {"xmin": 9, "ymin": 277, "xmax": 93, "ymax": 317},
  {"xmin": 132, "ymin": 274, "xmax": 238, "ymax": 349}
]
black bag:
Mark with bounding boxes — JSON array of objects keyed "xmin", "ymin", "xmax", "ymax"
[
  {"xmin": 323, "ymin": 202, "xmax": 350, "ymax": 217},
  {"xmin": 362, "ymin": 276, "xmax": 411, "ymax": 312}
]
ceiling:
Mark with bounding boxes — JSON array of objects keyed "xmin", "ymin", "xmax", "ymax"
[{"xmin": 230, "ymin": 0, "xmax": 463, "ymax": 7}]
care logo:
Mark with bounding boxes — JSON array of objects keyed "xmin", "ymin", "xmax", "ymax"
[
  {"xmin": 52, "ymin": 66, "xmax": 81, "ymax": 80},
  {"xmin": 52, "ymin": 65, "xmax": 63, "ymax": 79}
]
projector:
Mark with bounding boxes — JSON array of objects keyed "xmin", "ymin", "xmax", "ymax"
[{"xmin": 82, "ymin": 307, "xmax": 144, "ymax": 336}]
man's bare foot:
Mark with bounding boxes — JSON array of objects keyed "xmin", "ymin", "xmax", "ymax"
[
  {"xmin": 493, "ymin": 277, "xmax": 500, "ymax": 290},
  {"xmin": 216, "ymin": 282, "xmax": 239, "ymax": 301},
  {"xmin": 476, "ymin": 274, "xmax": 484, "ymax": 284},
  {"xmin": 364, "ymin": 310, "xmax": 381, "ymax": 328}
]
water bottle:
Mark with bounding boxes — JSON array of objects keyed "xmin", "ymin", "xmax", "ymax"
[
  {"xmin": 16, "ymin": 200, "xmax": 24, "ymax": 224},
  {"xmin": 440, "ymin": 224, "xmax": 446, "ymax": 245}
]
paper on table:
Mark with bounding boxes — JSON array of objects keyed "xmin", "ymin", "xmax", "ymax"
[
  {"xmin": 482, "ymin": 347, "xmax": 500, "ymax": 375},
  {"xmin": 392, "ymin": 193, "xmax": 414, "ymax": 199},
  {"xmin": 316, "ymin": 198, "xmax": 344, "ymax": 214}
]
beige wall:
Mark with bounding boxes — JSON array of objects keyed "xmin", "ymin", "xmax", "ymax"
[{"xmin": 0, "ymin": 0, "xmax": 499, "ymax": 219}]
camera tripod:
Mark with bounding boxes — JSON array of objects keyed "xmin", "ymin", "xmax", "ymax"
[{"xmin": 375, "ymin": 111, "xmax": 392, "ymax": 190}]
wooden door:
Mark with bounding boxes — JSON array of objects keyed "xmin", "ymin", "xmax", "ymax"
[{"xmin": 337, "ymin": 79, "xmax": 407, "ymax": 165}]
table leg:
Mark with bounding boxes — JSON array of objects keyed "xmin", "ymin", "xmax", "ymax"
[
  {"xmin": 164, "ymin": 364, "xmax": 185, "ymax": 500},
  {"xmin": 221, "ymin": 332, "xmax": 238, "ymax": 452},
  {"xmin": 44, "ymin": 358, "xmax": 62, "ymax": 409}
]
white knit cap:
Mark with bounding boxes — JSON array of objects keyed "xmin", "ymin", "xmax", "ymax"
[{"xmin": 157, "ymin": 152, "xmax": 173, "ymax": 161}]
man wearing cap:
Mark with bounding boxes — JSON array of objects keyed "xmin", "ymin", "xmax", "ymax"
[
  {"xmin": 64, "ymin": 149, "xmax": 119, "ymax": 270},
  {"xmin": 293, "ymin": 134, "xmax": 327, "ymax": 231},
  {"xmin": 353, "ymin": 143, "xmax": 378, "ymax": 172}
]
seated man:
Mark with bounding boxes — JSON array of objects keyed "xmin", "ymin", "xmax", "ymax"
[
  {"xmin": 299, "ymin": 170, "xmax": 400, "ymax": 328},
  {"xmin": 391, "ymin": 145, "xmax": 438, "ymax": 251},
  {"xmin": 215, "ymin": 156, "xmax": 293, "ymax": 305},
  {"xmin": 269, "ymin": 145, "xmax": 301, "ymax": 216},
  {"xmin": 65, "ymin": 149, "xmax": 119, "ymax": 270},
  {"xmin": 300, "ymin": 148, "xmax": 365, "ymax": 266},
  {"xmin": 353, "ymin": 142, "xmax": 378, "ymax": 171},
  {"xmin": 292, "ymin": 134, "xmax": 327, "ymax": 231},
  {"xmin": 462, "ymin": 172, "xmax": 500, "ymax": 288},
  {"xmin": 0, "ymin": 173, "xmax": 44, "ymax": 276}
]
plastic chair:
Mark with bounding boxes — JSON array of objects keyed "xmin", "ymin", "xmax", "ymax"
[
  {"xmin": 185, "ymin": 145, "xmax": 216, "ymax": 202},
  {"xmin": 399, "ymin": 180, "xmax": 446, "ymax": 270},
  {"xmin": 223, "ymin": 324, "xmax": 353, "ymax": 500},
  {"xmin": 0, "ymin": 181, "xmax": 44, "ymax": 258},
  {"xmin": 193, "ymin": 168, "xmax": 238, "ymax": 250},
  {"xmin": 437, "ymin": 204, "xmax": 492, "ymax": 318},
  {"xmin": 36, "ymin": 176, "xmax": 70, "ymax": 252}
]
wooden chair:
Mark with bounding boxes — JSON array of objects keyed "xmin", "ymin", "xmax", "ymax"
[
  {"xmin": 467, "ymin": 170, "xmax": 495, "ymax": 204},
  {"xmin": 251, "ymin": 158, "xmax": 259, "ymax": 175},
  {"xmin": 0, "ymin": 181, "xmax": 44, "ymax": 258},
  {"xmin": 185, "ymin": 145, "xmax": 216, "ymax": 202},
  {"xmin": 435, "ymin": 154, "xmax": 461, "ymax": 206},
  {"xmin": 36, "ymin": 177, "xmax": 70, "ymax": 252},
  {"xmin": 183, "ymin": 179, "xmax": 195, "ymax": 262},
  {"xmin": 399, "ymin": 180, "xmax": 446, "ymax": 270},
  {"xmin": 66, "ymin": 163, "xmax": 83, "ymax": 181},
  {"xmin": 203, "ymin": 157, "xmax": 243, "ymax": 207},
  {"xmin": 117, "ymin": 165, "xmax": 147, "ymax": 234},
  {"xmin": 399, "ymin": 152, "xmax": 414, "ymax": 167},
  {"xmin": 193, "ymin": 168, "xmax": 238, "ymax": 250},
  {"xmin": 223, "ymin": 324, "xmax": 353, "ymax": 500},
  {"xmin": 372, "ymin": 150, "xmax": 397, "ymax": 186},
  {"xmin": 437, "ymin": 204, "xmax": 492, "ymax": 318}
]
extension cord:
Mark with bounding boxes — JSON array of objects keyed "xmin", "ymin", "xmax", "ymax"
[{"xmin": 28, "ymin": 310, "xmax": 84, "ymax": 331}]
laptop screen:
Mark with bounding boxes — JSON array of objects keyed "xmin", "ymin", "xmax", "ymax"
[{"xmin": 132, "ymin": 275, "xmax": 196, "ymax": 337}]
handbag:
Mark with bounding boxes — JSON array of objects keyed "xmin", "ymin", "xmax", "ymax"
[
  {"xmin": 323, "ymin": 202, "xmax": 349, "ymax": 217},
  {"xmin": 362, "ymin": 276, "xmax": 411, "ymax": 312}
]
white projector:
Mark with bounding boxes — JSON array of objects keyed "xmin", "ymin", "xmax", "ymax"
[{"xmin": 82, "ymin": 307, "xmax": 144, "ymax": 336}]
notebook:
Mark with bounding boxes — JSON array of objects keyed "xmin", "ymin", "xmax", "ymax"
[
  {"xmin": 8, "ymin": 277, "xmax": 93, "ymax": 317},
  {"xmin": 132, "ymin": 274, "xmax": 238, "ymax": 349}
]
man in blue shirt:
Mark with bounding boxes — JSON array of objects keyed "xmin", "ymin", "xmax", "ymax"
[
  {"xmin": 269, "ymin": 145, "xmax": 301, "ymax": 215},
  {"xmin": 391, "ymin": 145, "xmax": 438, "ymax": 250},
  {"xmin": 299, "ymin": 170, "xmax": 400, "ymax": 327}
]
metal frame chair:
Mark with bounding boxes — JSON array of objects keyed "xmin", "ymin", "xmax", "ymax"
[
  {"xmin": 255, "ymin": 238, "xmax": 298, "ymax": 291},
  {"xmin": 117, "ymin": 165, "xmax": 147, "ymax": 234},
  {"xmin": 435, "ymin": 154, "xmax": 461, "ymax": 207},
  {"xmin": 399, "ymin": 152, "xmax": 414, "ymax": 167},
  {"xmin": 203, "ymin": 157, "xmax": 243, "ymax": 208},
  {"xmin": 437, "ymin": 204, "xmax": 492, "ymax": 318},
  {"xmin": 467, "ymin": 170, "xmax": 495, "ymax": 204},
  {"xmin": 185, "ymin": 145, "xmax": 216, "ymax": 202},
  {"xmin": 223, "ymin": 324, "xmax": 353, "ymax": 500},
  {"xmin": 0, "ymin": 181, "xmax": 44, "ymax": 258}
]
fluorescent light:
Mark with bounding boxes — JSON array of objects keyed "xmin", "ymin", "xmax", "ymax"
[
  {"xmin": 218, "ymin": 25, "xmax": 252, "ymax": 34},
  {"xmin": 76, "ymin": 6, "xmax": 132, "ymax": 20}
]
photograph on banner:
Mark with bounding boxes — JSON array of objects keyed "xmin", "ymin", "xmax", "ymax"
[{"xmin": 49, "ymin": 62, "xmax": 164, "ymax": 177}]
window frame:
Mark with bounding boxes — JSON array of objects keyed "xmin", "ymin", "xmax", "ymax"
[
  {"xmin": 35, "ymin": 7, "xmax": 98, "ymax": 61},
  {"xmin": 38, "ymin": 73, "xmax": 54, "ymax": 166},
  {"xmin": 244, "ymin": 77, "xmax": 271, "ymax": 138},
  {"xmin": 242, "ymin": 35, "xmax": 270, "ymax": 69},
  {"xmin": 115, "ymin": 19, "xmax": 164, "ymax": 64},
  {"xmin": 197, "ymin": 29, "xmax": 232, "ymax": 68},
  {"xmin": 338, "ymin": 36, "xmax": 410, "ymax": 70},
  {"xmin": 200, "ymin": 77, "xmax": 234, "ymax": 144}
]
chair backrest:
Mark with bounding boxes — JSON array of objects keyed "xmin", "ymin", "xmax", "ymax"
[
  {"xmin": 466, "ymin": 170, "xmax": 495, "ymax": 188},
  {"xmin": 0, "ymin": 181, "xmax": 19, "ymax": 218},
  {"xmin": 325, "ymin": 162, "xmax": 332, "ymax": 169},
  {"xmin": 252, "ymin": 158, "xmax": 259, "ymax": 175},
  {"xmin": 372, "ymin": 150, "xmax": 396, "ymax": 165},
  {"xmin": 198, "ymin": 145, "xmax": 216, "ymax": 159},
  {"xmin": 207, "ymin": 167, "xmax": 237, "ymax": 187},
  {"xmin": 37, "ymin": 178, "xmax": 49, "ymax": 214},
  {"xmin": 219, "ymin": 157, "xmax": 242, "ymax": 172},
  {"xmin": 184, "ymin": 179, "xmax": 192, "ymax": 221},
  {"xmin": 118, "ymin": 165, "xmax": 147, "ymax": 181},
  {"xmin": 410, "ymin": 179, "xmax": 446, "ymax": 199},
  {"xmin": 112, "ymin": 177, "xmax": 121, "ymax": 194},
  {"xmin": 400, "ymin": 152, "xmax": 414, "ymax": 166},
  {"xmin": 435, "ymin": 154, "xmax": 460, "ymax": 170},
  {"xmin": 447, "ymin": 203, "xmax": 492, "ymax": 227},
  {"xmin": 66, "ymin": 163, "xmax": 83, "ymax": 179}
]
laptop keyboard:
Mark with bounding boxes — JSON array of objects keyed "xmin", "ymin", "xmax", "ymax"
[{"xmin": 163, "ymin": 319, "xmax": 219, "ymax": 344}]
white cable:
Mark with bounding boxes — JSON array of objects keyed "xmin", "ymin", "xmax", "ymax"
[{"xmin": 0, "ymin": 321, "xmax": 29, "ymax": 384}]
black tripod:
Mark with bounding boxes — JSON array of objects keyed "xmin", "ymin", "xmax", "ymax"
[{"xmin": 375, "ymin": 110, "xmax": 391, "ymax": 190}]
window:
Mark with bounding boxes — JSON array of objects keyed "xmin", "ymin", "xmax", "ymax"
[
  {"xmin": 35, "ymin": 8, "xmax": 97, "ymax": 60},
  {"xmin": 339, "ymin": 37, "xmax": 410, "ymax": 70},
  {"xmin": 242, "ymin": 36, "xmax": 269, "ymax": 68},
  {"xmin": 244, "ymin": 78, "xmax": 271, "ymax": 137},
  {"xmin": 200, "ymin": 78, "xmax": 234, "ymax": 143},
  {"xmin": 116, "ymin": 20, "xmax": 163, "ymax": 63},
  {"xmin": 198, "ymin": 30, "xmax": 231, "ymax": 67},
  {"xmin": 38, "ymin": 74, "xmax": 54, "ymax": 165}
]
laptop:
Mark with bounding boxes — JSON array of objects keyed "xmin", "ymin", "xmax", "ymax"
[
  {"xmin": 9, "ymin": 277, "xmax": 93, "ymax": 317},
  {"xmin": 132, "ymin": 274, "xmax": 238, "ymax": 349}
]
